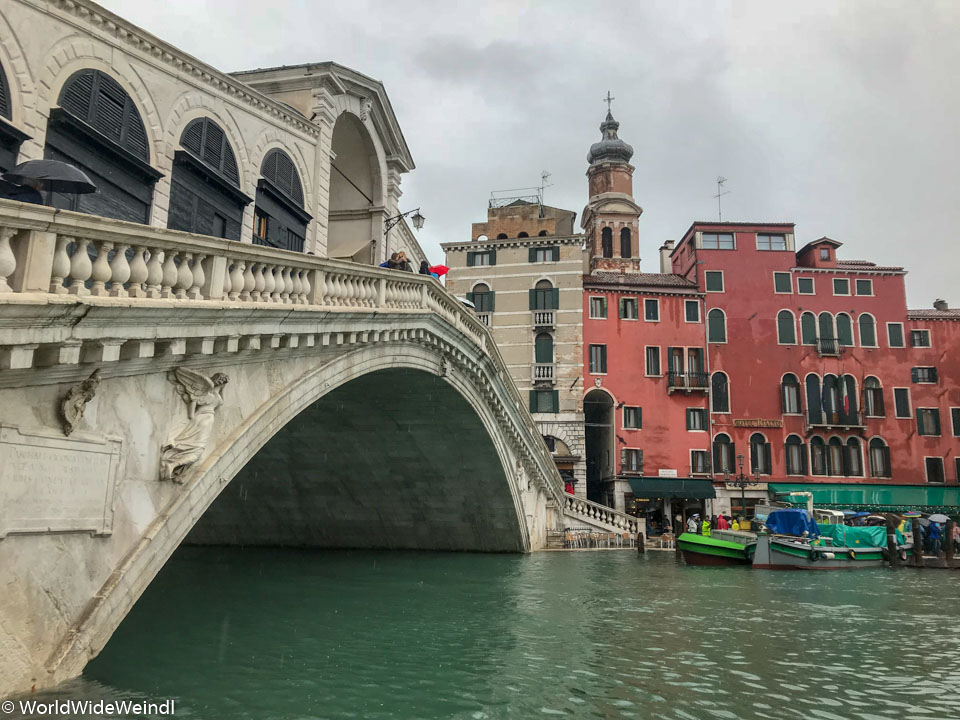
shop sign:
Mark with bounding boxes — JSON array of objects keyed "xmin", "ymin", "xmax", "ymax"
[
  {"xmin": 658, "ymin": 469, "xmax": 678, "ymax": 478},
  {"xmin": 732, "ymin": 418, "xmax": 783, "ymax": 428},
  {"xmin": 723, "ymin": 483, "xmax": 769, "ymax": 491}
]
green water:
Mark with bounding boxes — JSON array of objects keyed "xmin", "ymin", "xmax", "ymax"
[{"xmin": 33, "ymin": 548, "xmax": 960, "ymax": 719}]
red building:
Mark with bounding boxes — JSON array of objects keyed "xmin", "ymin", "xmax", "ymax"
[{"xmin": 579, "ymin": 109, "xmax": 960, "ymax": 524}]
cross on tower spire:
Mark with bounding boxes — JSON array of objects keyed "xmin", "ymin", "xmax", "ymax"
[{"xmin": 604, "ymin": 90, "xmax": 615, "ymax": 112}]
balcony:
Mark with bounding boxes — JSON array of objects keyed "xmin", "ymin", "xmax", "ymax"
[
  {"xmin": 667, "ymin": 371, "xmax": 709, "ymax": 394},
  {"xmin": 816, "ymin": 337, "xmax": 842, "ymax": 357},
  {"xmin": 476, "ymin": 312, "xmax": 491, "ymax": 327},
  {"xmin": 532, "ymin": 309, "xmax": 555, "ymax": 328},
  {"xmin": 531, "ymin": 362, "xmax": 555, "ymax": 385},
  {"xmin": 805, "ymin": 410, "xmax": 866, "ymax": 432}
]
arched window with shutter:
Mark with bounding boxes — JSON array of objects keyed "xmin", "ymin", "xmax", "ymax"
[
  {"xmin": 864, "ymin": 376, "xmax": 885, "ymax": 417},
  {"xmin": 0, "ymin": 60, "xmax": 28, "ymax": 172},
  {"xmin": 869, "ymin": 437, "xmax": 891, "ymax": 478},
  {"xmin": 837, "ymin": 313, "xmax": 854, "ymax": 346},
  {"xmin": 781, "ymin": 373, "xmax": 801, "ymax": 414},
  {"xmin": 800, "ymin": 312, "xmax": 817, "ymax": 345},
  {"xmin": 810, "ymin": 436, "xmax": 827, "ymax": 476},
  {"xmin": 42, "ymin": 68, "xmax": 159, "ymax": 221},
  {"xmin": 535, "ymin": 332, "xmax": 554, "ymax": 364},
  {"xmin": 708, "ymin": 309, "xmax": 726, "ymax": 343},
  {"xmin": 827, "ymin": 437, "xmax": 843, "ymax": 476},
  {"xmin": 168, "ymin": 117, "xmax": 251, "ymax": 240},
  {"xmin": 620, "ymin": 227, "xmax": 631, "ymax": 258},
  {"xmin": 750, "ymin": 433, "xmax": 771, "ymax": 475},
  {"xmin": 805, "ymin": 374, "xmax": 822, "ymax": 425},
  {"xmin": 859, "ymin": 313, "xmax": 877, "ymax": 347},
  {"xmin": 253, "ymin": 148, "xmax": 311, "ymax": 252},
  {"xmin": 711, "ymin": 372, "xmax": 729, "ymax": 413},
  {"xmin": 777, "ymin": 310, "xmax": 796, "ymax": 344},
  {"xmin": 712, "ymin": 433, "xmax": 734, "ymax": 473},
  {"xmin": 601, "ymin": 227, "xmax": 613, "ymax": 258},
  {"xmin": 784, "ymin": 435, "xmax": 806, "ymax": 475},
  {"xmin": 845, "ymin": 437, "xmax": 863, "ymax": 477}
]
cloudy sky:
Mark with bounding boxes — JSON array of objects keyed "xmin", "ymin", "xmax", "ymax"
[{"xmin": 102, "ymin": 0, "xmax": 960, "ymax": 307}]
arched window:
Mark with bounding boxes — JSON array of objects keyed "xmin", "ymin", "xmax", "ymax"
[
  {"xmin": 827, "ymin": 437, "xmax": 843, "ymax": 476},
  {"xmin": 601, "ymin": 227, "xmax": 613, "ymax": 258},
  {"xmin": 805, "ymin": 374, "xmax": 822, "ymax": 425},
  {"xmin": 818, "ymin": 311, "xmax": 834, "ymax": 339},
  {"xmin": 168, "ymin": 117, "xmax": 249, "ymax": 239},
  {"xmin": 253, "ymin": 148, "xmax": 310, "ymax": 252},
  {"xmin": 538, "ymin": 230, "xmax": 549, "ymax": 236},
  {"xmin": 711, "ymin": 372, "xmax": 729, "ymax": 413},
  {"xmin": 864, "ymin": 376, "xmax": 885, "ymax": 417},
  {"xmin": 785, "ymin": 435, "xmax": 806, "ymax": 475},
  {"xmin": 496, "ymin": 233, "xmax": 508, "ymax": 240},
  {"xmin": 518, "ymin": 231, "xmax": 529, "ymax": 238},
  {"xmin": 43, "ymin": 68, "xmax": 158, "ymax": 222},
  {"xmin": 750, "ymin": 433, "xmax": 772, "ymax": 475},
  {"xmin": 708, "ymin": 309, "xmax": 726, "ymax": 343},
  {"xmin": 712, "ymin": 433, "xmax": 734, "ymax": 473},
  {"xmin": 837, "ymin": 313, "xmax": 854, "ymax": 346},
  {"xmin": 531, "ymin": 279, "xmax": 557, "ymax": 310},
  {"xmin": 845, "ymin": 437, "xmax": 863, "ymax": 477},
  {"xmin": 620, "ymin": 227, "xmax": 632, "ymax": 258},
  {"xmin": 839, "ymin": 374, "xmax": 858, "ymax": 422},
  {"xmin": 469, "ymin": 283, "xmax": 494, "ymax": 313},
  {"xmin": 822, "ymin": 374, "xmax": 840, "ymax": 418},
  {"xmin": 800, "ymin": 312, "xmax": 817, "ymax": 345},
  {"xmin": 0, "ymin": 61, "xmax": 24, "ymax": 172},
  {"xmin": 859, "ymin": 314, "xmax": 877, "ymax": 347},
  {"xmin": 869, "ymin": 438, "xmax": 891, "ymax": 478},
  {"xmin": 810, "ymin": 436, "xmax": 827, "ymax": 475},
  {"xmin": 781, "ymin": 373, "xmax": 801, "ymax": 414},
  {"xmin": 777, "ymin": 310, "xmax": 796, "ymax": 344},
  {"xmin": 535, "ymin": 332, "xmax": 554, "ymax": 364}
]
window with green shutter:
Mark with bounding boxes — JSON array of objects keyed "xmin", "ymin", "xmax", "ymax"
[{"xmin": 529, "ymin": 390, "xmax": 559, "ymax": 413}]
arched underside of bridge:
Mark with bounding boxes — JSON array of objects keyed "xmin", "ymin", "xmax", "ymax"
[{"xmin": 186, "ymin": 368, "xmax": 526, "ymax": 552}]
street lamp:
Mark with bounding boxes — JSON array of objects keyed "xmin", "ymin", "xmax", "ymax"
[
  {"xmin": 724, "ymin": 452, "xmax": 759, "ymax": 524},
  {"xmin": 384, "ymin": 207, "xmax": 425, "ymax": 234}
]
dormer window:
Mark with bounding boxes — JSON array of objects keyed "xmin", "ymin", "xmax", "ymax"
[{"xmin": 820, "ymin": 248, "xmax": 830, "ymax": 261}]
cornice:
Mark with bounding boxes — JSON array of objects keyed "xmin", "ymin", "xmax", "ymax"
[
  {"xmin": 441, "ymin": 235, "xmax": 585, "ymax": 252},
  {"xmin": 790, "ymin": 267, "xmax": 906, "ymax": 276},
  {"xmin": 37, "ymin": 0, "xmax": 320, "ymax": 139}
]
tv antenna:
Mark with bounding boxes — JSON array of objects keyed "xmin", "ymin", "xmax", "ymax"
[
  {"xmin": 539, "ymin": 170, "xmax": 552, "ymax": 209},
  {"xmin": 714, "ymin": 176, "xmax": 731, "ymax": 222}
]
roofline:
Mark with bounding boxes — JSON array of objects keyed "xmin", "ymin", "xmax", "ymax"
[
  {"xmin": 672, "ymin": 220, "xmax": 796, "ymax": 256},
  {"xmin": 441, "ymin": 234, "xmax": 584, "ymax": 251}
]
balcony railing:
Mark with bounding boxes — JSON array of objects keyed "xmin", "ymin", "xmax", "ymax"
[
  {"xmin": 816, "ymin": 337, "xmax": 842, "ymax": 357},
  {"xmin": 806, "ymin": 410, "xmax": 866, "ymax": 431},
  {"xmin": 476, "ymin": 312, "xmax": 491, "ymax": 326},
  {"xmin": 666, "ymin": 371, "xmax": 709, "ymax": 394},
  {"xmin": 532, "ymin": 309, "xmax": 555, "ymax": 328},
  {"xmin": 531, "ymin": 362, "xmax": 555, "ymax": 384}
]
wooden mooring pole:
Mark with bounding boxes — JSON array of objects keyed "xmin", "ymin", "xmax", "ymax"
[
  {"xmin": 946, "ymin": 520, "xmax": 956, "ymax": 566},
  {"xmin": 912, "ymin": 520, "xmax": 924, "ymax": 568},
  {"xmin": 885, "ymin": 515, "xmax": 900, "ymax": 568}
]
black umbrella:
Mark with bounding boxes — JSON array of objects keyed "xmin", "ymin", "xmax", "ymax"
[{"xmin": 2, "ymin": 159, "xmax": 97, "ymax": 194}]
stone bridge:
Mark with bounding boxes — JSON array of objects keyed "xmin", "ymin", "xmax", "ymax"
[{"xmin": 0, "ymin": 201, "xmax": 640, "ymax": 696}]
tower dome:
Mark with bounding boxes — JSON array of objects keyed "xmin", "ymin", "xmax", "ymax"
[{"xmin": 587, "ymin": 111, "xmax": 634, "ymax": 165}]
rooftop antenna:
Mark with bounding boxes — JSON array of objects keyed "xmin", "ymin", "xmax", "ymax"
[
  {"xmin": 539, "ymin": 170, "xmax": 552, "ymax": 214},
  {"xmin": 714, "ymin": 176, "xmax": 731, "ymax": 222}
]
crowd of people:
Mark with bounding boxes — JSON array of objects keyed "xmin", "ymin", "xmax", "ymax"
[
  {"xmin": 918, "ymin": 520, "xmax": 960, "ymax": 557},
  {"xmin": 684, "ymin": 513, "xmax": 745, "ymax": 536},
  {"xmin": 378, "ymin": 251, "xmax": 440, "ymax": 279}
]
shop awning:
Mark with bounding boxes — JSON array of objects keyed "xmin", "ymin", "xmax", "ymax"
[
  {"xmin": 768, "ymin": 483, "xmax": 960, "ymax": 513},
  {"xmin": 627, "ymin": 477, "xmax": 716, "ymax": 500}
]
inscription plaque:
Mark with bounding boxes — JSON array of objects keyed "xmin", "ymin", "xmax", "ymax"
[{"xmin": 0, "ymin": 425, "xmax": 122, "ymax": 538}]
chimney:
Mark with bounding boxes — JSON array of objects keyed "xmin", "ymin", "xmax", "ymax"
[
  {"xmin": 934, "ymin": 298, "xmax": 948, "ymax": 311},
  {"xmin": 659, "ymin": 240, "xmax": 675, "ymax": 274}
]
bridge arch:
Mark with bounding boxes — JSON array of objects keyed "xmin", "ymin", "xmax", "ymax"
[{"xmin": 47, "ymin": 341, "xmax": 530, "ymax": 688}]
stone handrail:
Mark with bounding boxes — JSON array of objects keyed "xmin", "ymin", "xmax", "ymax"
[
  {"xmin": 0, "ymin": 200, "xmax": 567, "ymax": 507},
  {"xmin": 563, "ymin": 494, "xmax": 641, "ymax": 535}
]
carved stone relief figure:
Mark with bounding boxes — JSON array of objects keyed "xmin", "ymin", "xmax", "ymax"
[
  {"xmin": 160, "ymin": 367, "xmax": 229, "ymax": 483},
  {"xmin": 60, "ymin": 369, "xmax": 101, "ymax": 436}
]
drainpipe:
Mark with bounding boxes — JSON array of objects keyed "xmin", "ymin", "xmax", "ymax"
[{"xmin": 703, "ymin": 288, "xmax": 714, "ymax": 519}]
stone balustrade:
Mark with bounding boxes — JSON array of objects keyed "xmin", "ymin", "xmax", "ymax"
[{"xmin": 563, "ymin": 494, "xmax": 641, "ymax": 535}]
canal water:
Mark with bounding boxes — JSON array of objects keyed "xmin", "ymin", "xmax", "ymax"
[{"xmin": 29, "ymin": 548, "xmax": 960, "ymax": 719}]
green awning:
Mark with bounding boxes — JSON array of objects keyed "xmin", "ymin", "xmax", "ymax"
[
  {"xmin": 768, "ymin": 483, "xmax": 960, "ymax": 513},
  {"xmin": 628, "ymin": 477, "xmax": 716, "ymax": 500}
]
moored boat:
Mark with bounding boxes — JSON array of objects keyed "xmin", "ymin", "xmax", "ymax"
[{"xmin": 678, "ymin": 530, "xmax": 756, "ymax": 566}]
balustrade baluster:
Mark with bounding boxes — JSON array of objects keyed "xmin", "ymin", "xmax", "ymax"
[
  {"xmin": 108, "ymin": 243, "xmax": 131, "ymax": 297},
  {"xmin": 241, "ymin": 262, "xmax": 255, "ymax": 301},
  {"xmin": 89, "ymin": 241, "xmax": 112, "ymax": 296},
  {"xmin": 261, "ymin": 263, "xmax": 276, "ymax": 302},
  {"xmin": 251, "ymin": 263, "xmax": 265, "ymax": 301},
  {"xmin": 68, "ymin": 238, "xmax": 93, "ymax": 296},
  {"xmin": 49, "ymin": 234, "xmax": 71, "ymax": 294},
  {"xmin": 344, "ymin": 276, "xmax": 357, "ymax": 306},
  {"xmin": 228, "ymin": 259, "xmax": 245, "ymax": 301},
  {"xmin": 127, "ymin": 245, "xmax": 148, "ymax": 297},
  {"xmin": 189, "ymin": 253, "xmax": 205, "ymax": 299},
  {"xmin": 272, "ymin": 265, "xmax": 285, "ymax": 302},
  {"xmin": 291, "ymin": 268, "xmax": 304, "ymax": 304},
  {"xmin": 160, "ymin": 250, "xmax": 178, "ymax": 298},
  {"xmin": 145, "ymin": 248, "xmax": 163, "ymax": 298},
  {"xmin": 175, "ymin": 252, "xmax": 194, "ymax": 299},
  {"xmin": 298, "ymin": 268, "xmax": 311, "ymax": 304},
  {"xmin": 0, "ymin": 227, "xmax": 15, "ymax": 293},
  {"xmin": 280, "ymin": 267, "xmax": 292, "ymax": 303},
  {"xmin": 330, "ymin": 274, "xmax": 343, "ymax": 306}
]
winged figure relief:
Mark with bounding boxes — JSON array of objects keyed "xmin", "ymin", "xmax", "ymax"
[{"xmin": 159, "ymin": 367, "xmax": 229, "ymax": 482}]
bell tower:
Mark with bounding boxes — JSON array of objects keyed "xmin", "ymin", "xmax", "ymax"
[{"xmin": 582, "ymin": 93, "xmax": 643, "ymax": 274}]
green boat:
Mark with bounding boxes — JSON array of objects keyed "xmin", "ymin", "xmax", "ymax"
[{"xmin": 677, "ymin": 530, "xmax": 756, "ymax": 566}]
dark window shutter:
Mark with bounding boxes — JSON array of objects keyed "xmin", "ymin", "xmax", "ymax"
[
  {"xmin": 637, "ymin": 407, "xmax": 642, "ymax": 429},
  {"xmin": 60, "ymin": 70, "xmax": 95, "ymax": 122},
  {"xmin": 876, "ymin": 390, "xmax": 885, "ymax": 417},
  {"xmin": 713, "ymin": 442, "xmax": 722, "ymax": 472},
  {"xmin": 488, "ymin": 291, "xmax": 495, "ymax": 312},
  {"xmin": 489, "ymin": 249, "xmax": 497, "ymax": 266},
  {"xmin": 934, "ymin": 410, "xmax": 941, "ymax": 435},
  {"xmin": 551, "ymin": 288, "xmax": 559, "ymax": 309},
  {"xmin": 552, "ymin": 390, "xmax": 559, "ymax": 413},
  {"xmin": 932, "ymin": 367, "xmax": 939, "ymax": 383},
  {"xmin": 181, "ymin": 120, "xmax": 204, "ymax": 156},
  {"xmin": 911, "ymin": 368, "xmax": 919, "ymax": 383},
  {"xmin": 529, "ymin": 289, "xmax": 536, "ymax": 310},
  {"xmin": 529, "ymin": 391, "xmax": 536, "ymax": 412},
  {"xmin": 841, "ymin": 445, "xmax": 852, "ymax": 476},
  {"xmin": 465, "ymin": 292, "xmax": 474, "ymax": 304},
  {"xmin": 801, "ymin": 444, "xmax": 809, "ymax": 475},
  {"xmin": 552, "ymin": 246, "xmax": 560, "ymax": 261},
  {"xmin": 58, "ymin": 69, "xmax": 149, "ymax": 161},
  {"xmin": 620, "ymin": 448, "xmax": 627, "ymax": 468},
  {"xmin": 466, "ymin": 252, "xmax": 476, "ymax": 267},
  {"xmin": 0, "ymin": 61, "xmax": 11, "ymax": 120},
  {"xmin": 882, "ymin": 447, "xmax": 891, "ymax": 477},
  {"xmin": 916, "ymin": 408, "xmax": 923, "ymax": 434},
  {"xmin": 528, "ymin": 247, "xmax": 536, "ymax": 262}
]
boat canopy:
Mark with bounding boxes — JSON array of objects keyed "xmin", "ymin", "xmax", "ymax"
[
  {"xmin": 769, "ymin": 483, "xmax": 960, "ymax": 514},
  {"xmin": 765, "ymin": 509, "xmax": 819, "ymax": 537},
  {"xmin": 817, "ymin": 524, "xmax": 900, "ymax": 549}
]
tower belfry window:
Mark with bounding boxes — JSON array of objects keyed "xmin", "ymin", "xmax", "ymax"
[
  {"xmin": 601, "ymin": 227, "xmax": 613, "ymax": 258},
  {"xmin": 620, "ymin": 227, "xmax": 632, "ymax": 258}
]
